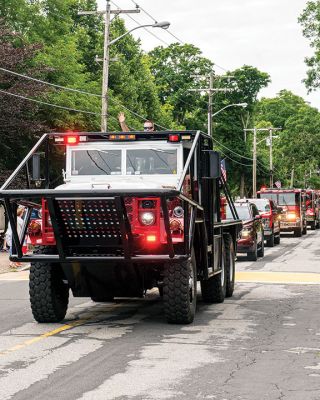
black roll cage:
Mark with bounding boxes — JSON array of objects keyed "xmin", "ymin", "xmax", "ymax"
[{"xmin": 0, "ymin": 130, "xmax": 240, "ymax": 264}]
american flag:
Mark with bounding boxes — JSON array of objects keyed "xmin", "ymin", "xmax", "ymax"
[
  {"xmin": 221, "ymin": 158, "xmax": 227, "ymax": 181},
  {"xmin": 274, "ymin": 180, "xmax": 281, "ymax": 189}
]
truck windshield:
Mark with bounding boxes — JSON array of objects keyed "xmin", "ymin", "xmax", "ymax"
[
  {"xmin": 71, "ymin": 150, "xmax": 121, "ymax": 175},
  {"xmin": 126, "ymin": 149, "xmax": 177, "ymax": 175},
  {"xmin": 263, "ymin": 193, "xmax": 297, "ymax": 206},
  {"xmin": 226, "ymin": 205, "xmax": 250, "ymax": 220},
  {"xmin": 251, "ymin": 199, "xmax": 270, "ymax": 212}
]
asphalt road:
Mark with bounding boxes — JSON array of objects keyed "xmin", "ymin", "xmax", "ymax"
[{"xmin": 0, "ymin": 230, "xmax": 320, "ymax": 400}]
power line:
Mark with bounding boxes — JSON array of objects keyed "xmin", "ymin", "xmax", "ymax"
[
  {"xmin": 0, "ymin": 89, "xmax": 101, "ymax": 115},
  {"xmin": 212, "ymin": 137, "xmax": 254, "ymax": 161},
  {"xmin": 129, "ymin": 0, "xmax": 184, "ymax": 44},
  {"xmin": 0, "ymin": 66, "xmax": 169, "ymax": 129},
  {"xmin": 128, "ymin": 0, "xmax": 230, "ymax": 72},
  {"xmin": 110, "ymin": 1, "xmax": 170, "ymax": 46},
  {"xmin": 218, "ymin": 149, "xmax": 252, "ymax": 168},
  {"xmin": 0, "ymin": 67, "xmax": 102, "ymax": 98}
]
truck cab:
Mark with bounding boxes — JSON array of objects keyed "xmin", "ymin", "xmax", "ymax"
[
  {"xmin": 305, "ymin": 189, "xmax": 320, "ymax": 230},
  {"xmin": 257, "ymin": 188, "xmax": 307, "ymax": 237},
  {"xmin": 0, "ymin": 130, "xmax": 242, "ymax": 324}
]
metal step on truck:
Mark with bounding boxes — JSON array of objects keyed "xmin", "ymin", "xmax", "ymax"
[{"xmin": 0, "ymin": 130, "xmax": 242, "ymax": 324}]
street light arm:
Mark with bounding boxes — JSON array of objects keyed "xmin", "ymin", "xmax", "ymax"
[
  {"xmin": 108, "ymin": 21, "xmax": 170, "ymax": 46},
  {"xmin": 212, "ymin": 103, "xmax": 247, "ymax": 117}
]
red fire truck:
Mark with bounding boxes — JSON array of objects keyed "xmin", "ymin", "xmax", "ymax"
[
  {"xmin": 257, "ymin": 188, "xmax": 307, "ymax": 237},
  {"xmin": 305, "ymin": 189, "xmax": 320, "ymax": 230}
]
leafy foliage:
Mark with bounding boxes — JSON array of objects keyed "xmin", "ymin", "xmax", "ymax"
[
  {"xmin": 255, "ymin": 90, "xmax": 320, "ymax": 188},
  {"xmin": 0, "ymin": 21, "xmax": 48, "ymax": 177},
  {"xmin": 299, "ymin": 1, "xmax": 320, "ymax": 90}
]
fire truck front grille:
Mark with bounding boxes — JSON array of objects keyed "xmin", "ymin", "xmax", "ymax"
[{"xmin": 56, "ymin": 198, "xmax": 123, "ymax": 246}]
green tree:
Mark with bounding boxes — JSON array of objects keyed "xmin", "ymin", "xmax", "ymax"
[
  {"xmin": 299, "ymin": 1, "xmax": 320, "ymax": 90},
  {"xmin": 255, "ymin": 90, "xmax": 320, "ymax": 188},
  {"xmin": 0, "ymin": 21, "xmax": 48, "ymax": 179},
  {"xmin": 213, "ymin": 66, "xmax": 271, "ymax": 196},
  {"xmin": 149, "ymin": 43, "xmax": 213, "ymax": 129}
]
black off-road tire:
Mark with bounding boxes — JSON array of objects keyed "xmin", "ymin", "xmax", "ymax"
[
  {"xmin": 266, "ymin": 233, "xmax": 275, "ymax": 247},
  {"xmin": 163, "ymin": 250, "xmax": 197, "ymax": 324},
  {"xmin": 247, "ymin": 239, "xmax": 258, "ymax": 261},
  {"xmin": 224, "ymin": 235, "xmax": 235, "ymax": 298},
  {"xmin": 302, "ymin": 222, "xmax": 307, "ymax": 235},
  {"xmin": 311, "ymin": 221, "xmax": 316, "ymax": 230},
  {"xmin": 29, "ymin": 246, "xmax": 69, "ymax": 323},
  {"xmin": 294, "ymin": 227, "xmax": 302, "ymax": 237},
  {"xmin": 201, "ymin": 242, "xmax": 227, "ymax": 303},
  {"xmin": 257, "ymin": 235, "xmax": 264, "ymax": 258},
  {"xmin": 274, "ymin": 233, "xmax": 281, "ymax": 245}
]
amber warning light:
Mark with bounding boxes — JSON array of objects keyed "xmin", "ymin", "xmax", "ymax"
[
  {"xmin": 109, "ymin": 134, "xmax": 136, "ymax": 141},
  {"xmin": 65, "ymin": 136, "xmax": 79, "ymax": 145},
  {"xmin": 146, "ymin": 235, "xmax": 157, "ymax": 242}
]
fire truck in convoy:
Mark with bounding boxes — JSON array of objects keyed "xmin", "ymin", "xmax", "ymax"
[
  {"xmin": 257, "ymin": 188, "xmax": 307, "ymax": 237},
  {"xmin": 0, "ymin": 130, "xmax": 242, "ymax": 324},
  {"xmin": 305, "ymin": 189, "xmax": 320, "ymax": 230}
]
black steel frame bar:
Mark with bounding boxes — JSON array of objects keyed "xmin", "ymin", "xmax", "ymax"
[
  {"xmin": 188, "ymin": 206, "xmax": 197, "ymax": 252},
  {"xmin": 9, "ymin": 254, "xmax": 189, "ymax": 263},
  {"xmin": 220, "ymin": 174, "xmax": 239, "ymax": 220},
  {"xmin": 1, "ymin": 134, "xmax": 48, "ymax": 190},
  {"xmin": 114, "ymin": 196, "xmax": 132, "ymax": 260},
  {"xmin": 46, "ymin": 198, "xmax": 66, "ymax": 260},
  {"xmin": 4, "ymin": 199, "xmax": 23, "ymax": 258},
  {"xmin": 183, "ymin": 201, "xmax": 190, "ymax": 255},
  {"xmin": 20, "ymin": 207, "xmax": 32, "ymax": 247},
  {"xmin": 160, "ymin": 197, "xmax": 174, "ymax": 258}
]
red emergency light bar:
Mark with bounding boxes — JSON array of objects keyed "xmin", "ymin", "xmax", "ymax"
[{"xmin": 168, "ymin": 134, "xmax": 180, "ymax": 142}]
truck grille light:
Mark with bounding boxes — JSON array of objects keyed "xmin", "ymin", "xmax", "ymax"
[{"xmin": 139, "ymin": 211, "xmax": 155, "ymax": 226}]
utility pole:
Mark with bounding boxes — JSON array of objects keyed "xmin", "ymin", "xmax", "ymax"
[
  {"xmin": 290, "ymin": 167, "xmax": 294, "ymax": 188},
  {"xmin": 79, "ymin": 1, "xmax": 140, "ymax": 132},
  {"xmin": 253, "ymin": 128, "xmax": 257, "ymax": 197},
  {"xmin": 189, "ymin": 72, "xmax": 234, "ymax": 137},
  {"xmin": 268, "ymin": 127, "xmax": 281, "ymax": 187},
  {"xmin": 244, "ymin": 127, "xmax": 281, "ymax": 197}
]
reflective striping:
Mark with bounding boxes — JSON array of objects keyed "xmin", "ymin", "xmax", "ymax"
[{"xmin": 236, "ymin": 271, "xmax": 320, "ymax": 284}]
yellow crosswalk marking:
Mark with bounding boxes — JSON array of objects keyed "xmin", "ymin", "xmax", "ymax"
[{"xmin": 236, "ymin": 271, "xmax": 320, "ymax": 284}]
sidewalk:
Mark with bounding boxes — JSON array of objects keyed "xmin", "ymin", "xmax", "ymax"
[
  {"xmin": 0, "ymin": 251, "xmax": 30, "ymax": 274},
  {"xmin": 0, "ymin": 251, "xmax": 11, "ymax": 274}
]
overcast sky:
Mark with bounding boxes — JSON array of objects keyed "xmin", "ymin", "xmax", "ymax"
[{"xmin": 98, "ymin": 0, "xmax": 318, "ymax": 109}]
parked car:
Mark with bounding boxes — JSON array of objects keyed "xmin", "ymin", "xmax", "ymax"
[
  {"xmin": 249, "ymin": 198, "xmax": 281, "ymax": 247},
  {"xmin": 227, "ymin": 200, "xmax": 264, "ymax": 261}
]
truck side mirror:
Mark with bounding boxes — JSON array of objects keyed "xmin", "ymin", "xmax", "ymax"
[
  {"xmin": 202, "ymin": 150, "xmax": 221, "ymax": 179},
  {"xmin": 31, "ymin": 153, "xmax": 41, "ymax": 181}
]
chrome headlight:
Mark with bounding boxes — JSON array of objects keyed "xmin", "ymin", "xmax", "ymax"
[
  {"xmin": 139, "ymin": 211, "xmax": 155, "ymax": 226},
  {"xmin": 173, "ymin": 206, "xmax": 184, "ymax": 218}
]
